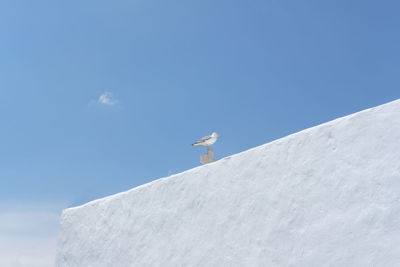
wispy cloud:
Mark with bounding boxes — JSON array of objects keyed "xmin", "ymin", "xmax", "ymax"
[
  {"xmin": 98, "ymin": 92, "xmax": 118, "ymax": 106},
  {"xmin": 0, "ymin": 202, "xmax": 66, "ymax": 267},
  {"xmin": 0, "ymin": 236, "xmax": 57, "ymax": 267}
]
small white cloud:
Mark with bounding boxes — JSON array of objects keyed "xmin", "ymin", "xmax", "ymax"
[{"xmin": 98, "ymin": 92, "xmax": 117, "ymax": 106}]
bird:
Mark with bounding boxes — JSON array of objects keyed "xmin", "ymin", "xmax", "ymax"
[{"xmin": 191, "ymin": 132, "xmax": 221, "ymax": 151}]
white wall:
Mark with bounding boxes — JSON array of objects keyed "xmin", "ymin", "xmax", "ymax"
[{"xmin": 56, "ymin": 99, "xmax": 400, "ymax": 267}]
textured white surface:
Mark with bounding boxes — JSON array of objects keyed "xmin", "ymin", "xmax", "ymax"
[{"xmin": 56, "ymin": 100, "xmax": 400, "ymax": 267}]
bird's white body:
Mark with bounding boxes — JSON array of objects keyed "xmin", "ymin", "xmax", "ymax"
[{"xmin": 192, "ymin": 132, "xmax": 220, "ymax": 147}]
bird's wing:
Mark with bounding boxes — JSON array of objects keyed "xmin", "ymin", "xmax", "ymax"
[
  {"xmin": 199, "ymin": 135, "xmax": 212, "ymax": 142},
  {"xmin": 192, "ymin": 135, "xmax": 211, "ymax": 145}
]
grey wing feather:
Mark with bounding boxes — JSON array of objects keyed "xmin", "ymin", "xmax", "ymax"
[
  {"xmin": 192, "ymin": 135, "xmax": 211, "ymax": 145},
  {"xmin": 200, "ymin": 135, "xmax": 212, "ymax": 142}
]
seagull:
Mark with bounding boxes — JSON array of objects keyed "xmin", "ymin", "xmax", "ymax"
[{"xmin": 191, "ymin": 132, "xmax": 221, "ymax": 151}]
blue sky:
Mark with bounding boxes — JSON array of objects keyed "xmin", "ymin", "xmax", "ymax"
[{"xmin": 1, "ymin": 0, "xmax": 399, "ymax": 265}]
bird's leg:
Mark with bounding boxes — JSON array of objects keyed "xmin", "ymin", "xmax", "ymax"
[{"xmin": 207, "ymin": 146, "xmax": 210, "ymax": 153}]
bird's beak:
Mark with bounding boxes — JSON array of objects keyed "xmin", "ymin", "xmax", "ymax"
[{"xmin": 218, "ymin": 135, "xmax": 221, "ymax": 138}]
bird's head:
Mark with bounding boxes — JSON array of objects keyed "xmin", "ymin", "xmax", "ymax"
[{"xmin": 212, "ymin": 132, "xmax": 221, "ymax": 138}]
